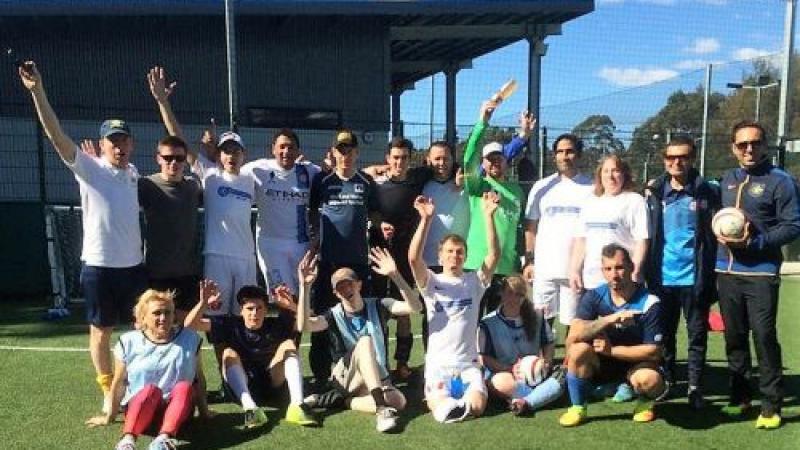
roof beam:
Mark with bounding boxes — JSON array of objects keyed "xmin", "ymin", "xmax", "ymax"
[
  {"xmin": 390, "ymin": 23, "xmax": 561, "ymax": 41},
  {"xmin": 391, "ymin": 59, "xmax": 473, "ymax": 74}
]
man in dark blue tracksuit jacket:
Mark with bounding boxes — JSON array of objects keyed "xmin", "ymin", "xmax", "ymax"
[
  {"xmin": 715, "ymin": 121, "xmax": 800, "ymax": 429},
  {"xmin": 645, "ymin": 136, "xmax": 720, "ymax": 409}
]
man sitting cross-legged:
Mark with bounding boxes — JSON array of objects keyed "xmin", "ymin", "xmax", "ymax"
[
  {"xmin": 408, "ymin": 192, "xmax": 501, "ymax": 424},
  {"xmin": 559, "ymin": 243, "xmax": 666, "ymax": 427},
  {"xmin": 297, "ymin": 248, "xmax": 422, "ymax": 433},
  {"xmin": 185, "ymin": 280, "xmax": 317, "ymax": 429}
]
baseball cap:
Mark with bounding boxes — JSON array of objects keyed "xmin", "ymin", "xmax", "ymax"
[
  {"xmin": 99, "ymin": 119, "xmax": 131, "ymax": 139},
  {"xmin": 331, "ymin": 267, "xmax": 359, "ymax": 288},
  {"xmin": 218, "ymin": 131, "xmax": 246, "ymax": 151},
  {"xmin": 333, "ymin": 129, "xmax": 358, "ymax": 150},
  {"xmin": 482, "ymin": 142, "xmax": 504, "ymax": 158}
]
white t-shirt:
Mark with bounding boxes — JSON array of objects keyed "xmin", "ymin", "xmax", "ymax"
[
  {"xmin": 421, "ymin": 178, "xmax": 470, "ymax": 266},
  {"xmin": 242, "ymin": 158, "xmax": 320, "ymax": 244},
  {"xmin": 575, "ymin": 191, "xmax": 649, "ymax": 289},
  {"xmin": 525, "ymin": 172, "xmax": 593, "ymax": 280},
  {"xmin": 65, "ymin": 150, "xmax": 142, "ymax": 267},
  {"xmin": 420, "ymin": 269, "xmax": 488, "ymax": 379},
  {"xmin": 192, "ymin": 155, "xmax": 255, "ymax": 260}
]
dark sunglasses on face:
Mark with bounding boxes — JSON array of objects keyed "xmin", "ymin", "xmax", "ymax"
[
  {"xmin": 734, "ymin": 140, "xmax": 764, "ymax": 151},
  {"xmin": 159, "ymin": 154, "xmax": 186, "ymax": 163},
  {"xmin": 664, "ymin": 154, "xmax": 690, "ymax": 162}
]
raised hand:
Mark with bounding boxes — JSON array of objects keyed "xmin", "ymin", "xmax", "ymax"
[
  {"xmin": 481, "ymin": 191, "xmax": 500, "ymax": 216},
  {"xmin": 147, "ymin": 66, "xmax": 177, "ymax": 103},
  {"xmin": 454, "ymin": 167, "xmax": 465, "ymax": 188},
  {"xmin": 80, "ymin": 139, "xmax": 99, "ymax": 158},
  {"xmin": 518, "ymin": 110, "xmax": 537, "ymax": 137},
  {"xmin": 479, "ymin": 99, "xmax": 499, "ymax": 123},
  {"xmin": 297, "ymin": 250, "xmax": 318, "ymax": 285},
  {"xmin": 413, "ymin": 195, "xmax": 435, "ymax": 218},
  {"xmin": 18, "ymin": 61, "xmax": 41, "ymax": 92},
  {"xmin": 273, "ymin": 285, "xmax": 298, "ymax": 313},
  {"xmin": 369, "ymin": 247, "xmax": 398, "ymax": 277},
  {"xmin": 199, "ymin": 279, "xmax": 221, "ymax": 310}
]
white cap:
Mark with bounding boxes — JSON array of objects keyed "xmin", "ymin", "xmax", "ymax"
[
  {"xmin": 218, "ymin": 131, "xmax": 245, "ymax": 150},
  {"xmin": 482, "ymin": 142, "xmax": 504, "ymax": 158}
]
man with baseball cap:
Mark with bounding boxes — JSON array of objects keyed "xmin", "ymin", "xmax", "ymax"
[
  {"xmin": 297, "ymin": 248, "xmax": 421, "ymax": 432},
  {"xmin": 18, "ymin": 62, "xmax": 147, "ymax": 414},
  {"xmin": 308, "ymin": 129, "xmax": 381, "ymax": 386},
  {"xmin": 463, "ymin": 99, "xmax": 526, "ymax": 314}
]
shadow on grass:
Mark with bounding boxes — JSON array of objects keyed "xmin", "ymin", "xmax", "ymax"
[
  {"xmin": 182, "ymin": 410, "xmax": 281, "ymax": 449},
  {"xmin": 0, "ymin": 297, "xmax": 95, "ymax": 340}
]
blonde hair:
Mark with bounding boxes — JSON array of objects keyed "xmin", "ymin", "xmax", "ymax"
[
  {"xmin": 501, "ymin": 274, "xmax": 538, "ymax": 341},
  {"xmin": 593, "ymin": 154, "xmax": 635, "ymax": 196},
  {"xmin": 133, "ymin": 289, "xmax": 176, "ymax": 330}
]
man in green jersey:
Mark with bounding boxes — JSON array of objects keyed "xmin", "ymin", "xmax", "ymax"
[{"xmin": 463, "ymin": 99, "xmax": 525, "ymax": 313}]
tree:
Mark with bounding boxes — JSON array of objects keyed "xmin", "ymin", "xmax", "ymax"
[{"xmin": 572, "ymin": 114, "xmax": 625, "ymax": 154}]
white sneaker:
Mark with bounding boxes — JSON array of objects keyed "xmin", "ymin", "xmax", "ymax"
[
  {"xmin": 432, "ymin": 397, "xmax": 471, "ymax": 424},
  {"xmin": 375, "ymin": 406, "xmax": 399, "ymax": 432},
  {"xmin": 102, "ymin": 394, "xmax": 112, "ymax": 415}
]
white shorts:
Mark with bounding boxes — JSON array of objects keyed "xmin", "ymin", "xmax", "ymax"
[
  {"xmin": 204, "ymin": 253, "xmax": 257, "ymax": 316},
  {"xmin": 256, "ymin": 237, "xmax": 308, "ymax": 295},
  {"xmin": 424, "ymin": 365, "xmax": 486, "ymax": 401},
  {"xmin": 533, "ymin": 277, "xmax": 578, "ymax": 326}
]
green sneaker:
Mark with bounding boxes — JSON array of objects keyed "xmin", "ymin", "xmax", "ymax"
[
  {"xmin": 243, "ymin": 408, "xmax": 268, "ymax": 429},
  {"xmin": 285, "ymin": 403, "xmax": 318, "ymax": 427},
  {"xmin": 559, "ymin": 405, "xmax": 587, "ymax": 427},
  {"xmin": 755, "ymin": 413, "xmax": 781, "ymax": 430},
  {"xmin": 632, "ymin": 399, "xmax": 655, "ymax": 423},
  {"xmin": 721, "ymin": 402, "xmax": 751, "ymax": 418}
]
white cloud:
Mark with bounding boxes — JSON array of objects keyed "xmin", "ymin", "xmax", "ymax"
[
  {"xmin": 598, "ymin": 67, "xmax": 679, "ymax": 87},
  {"xmin": 731, "ymin": 47, "xmax": 774, "ymax": 61},
  {"xmin": 684, "ymin": 37, "xmax": 720, "ymax": 54},
  {"xmin": 673, "ymin": 59, "xmax": 720, "ymax": 70}
]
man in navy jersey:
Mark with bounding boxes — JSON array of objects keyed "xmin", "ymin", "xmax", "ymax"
[
  {"xmin": 559, "ymin": 244, "xmax": 665, "ymax": 427},
  {"xmin": 308, "ymin": 129, "xmax": 380, "ymax": 385}
]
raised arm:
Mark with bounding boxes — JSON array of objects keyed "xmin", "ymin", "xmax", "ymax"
[
  {"xmin": 463, "ymin": 100, "xmax": 497, "ymax": 195},
  {"xmin": 409, "ymin": 195, "xmax": 434, "ymax": 290},
  {"xmin": 370, "ymin": 247, "xmax": 422, "ymax": 315},
  {"xmin": 184, "ymin": 279, "xmax": 221, "ymax": 332},
  {"xmin": 478, "ymin": 191, "xmax": 501, "ymax": 283},
  {"xmin": 148, "ymin": 66, "xmax": 200, "ymax": 166},
  {"xmin": 18, "ymin": 62, "xmax": 77, "ymax": 163},
  {"xmin": 296, "ymin": 251, "xmax": 328, "ymax": 333},
  {"xmin": 502, "ymin": 110, "xmax": 536, "ymax": 162}
]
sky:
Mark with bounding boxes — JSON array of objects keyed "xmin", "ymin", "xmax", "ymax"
[{"xmin": 399, "ymin": 0, "xmax": 793, "ymax": 141}]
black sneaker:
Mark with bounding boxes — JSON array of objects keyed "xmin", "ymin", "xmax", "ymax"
[
  {"xmin": 688, "ymin": 389, "xmax": 707, "ymax": 410},
  {"xmin": 305, "ymin": 388, "xmax": 345, "ymax": 409}
]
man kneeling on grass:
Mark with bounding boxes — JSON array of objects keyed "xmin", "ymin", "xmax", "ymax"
[
  {"xmin": 560, "ymin": 244, "xmax": 666, "ymax": 427},
  {"xmin": 297, "ymin": 248, "xmax": 422, "ymax": 433},
  {"xmin": 185, "ymin": 280, "xmax": 317, "ymax": 429}
]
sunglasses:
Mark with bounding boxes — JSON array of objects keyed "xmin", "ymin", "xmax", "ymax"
[
  {"xmin": 159, "ymin": 154, "xmax": 186, "ymax": 163},
  {"xmin": 734, "ymin": 140, "xmax": 764, "ymax": 151},
  {"xmin": 663, "ymin": 154, "xmax": 690, "ymax": 162}
]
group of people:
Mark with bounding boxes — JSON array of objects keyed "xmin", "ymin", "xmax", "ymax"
[{"xmin": 16, "ymin": 59, "xmax": 800, "ymax": 450}]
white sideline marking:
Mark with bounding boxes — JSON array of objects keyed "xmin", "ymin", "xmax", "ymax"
[{"xmin": 0, "ymin": 334, "xmax": 424, "ymax": 353}]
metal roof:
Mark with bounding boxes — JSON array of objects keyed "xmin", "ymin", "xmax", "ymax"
[{"xmin": 0, "ymin": 0, "xmax": 594, "ymax": 89}]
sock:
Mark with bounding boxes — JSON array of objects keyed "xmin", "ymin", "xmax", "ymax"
[
  {"xmin": 224, "ymin": 364, "xmax": 257, "ymax": 411},
  {"xmin": 370, "ymin": 387, "xmax": 387, "ymax": 409},
  {"xmin": 96, "ymin": 373, "xmax": 112, "ymax": 394},
  {"xmin": 566, "ymin": 372, "xmax": 590, "ymax": 407},
  {"xmin": 283, "ymin": 354, "xmax": 304, "ymax": 406},
  {"xmin": 523, "ymin": 378, "xmax": 563, "ymax": 411}
]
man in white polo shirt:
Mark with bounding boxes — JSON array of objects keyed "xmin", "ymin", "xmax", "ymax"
[
  {"xmin": 523, "ymin": 134, "xmax": 593, "ymax": 329},
  {"xmin": 18, "ymin": 62, "xmax": 147, "ymax": 412}
]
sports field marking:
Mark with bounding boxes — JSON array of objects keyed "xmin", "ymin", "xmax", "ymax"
[{"xmin": 0, "ymin": 334, "xmax": 425, "ymax": 353}]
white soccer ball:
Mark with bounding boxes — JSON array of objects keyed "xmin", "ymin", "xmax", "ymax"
[
  {"xmin": 515, "ymin": 355, "xmax": 547, "ymax": 387},
  {"xmin": 712, "ymin": 207, "xmax": 747, "ymax": 240}
]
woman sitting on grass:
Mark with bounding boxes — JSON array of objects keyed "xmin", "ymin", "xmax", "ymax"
[
  {"xmin": 479, "ymin": 275, "xmax": 564, "ymax": 415},
  {"xmin": 86, "ymin": 289, "xmax": 204, "ymax": 450}
]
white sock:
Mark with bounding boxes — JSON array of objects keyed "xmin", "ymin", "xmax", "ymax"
[
  {"xmin": 283, "ymin": 354, "xmax": 304, "ymax": 406},
  {"xmin": 224, "ymin": 364, "xmax": 257, "ymax": 411}
]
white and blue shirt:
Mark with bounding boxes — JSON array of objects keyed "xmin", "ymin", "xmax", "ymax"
[
  {"xmin": 661, "ymin": 184, "xmax": 697, "ymax": 286},
  {"xmin": 576, "ymin": 285, "xmax": 662, "ymax": 347}
]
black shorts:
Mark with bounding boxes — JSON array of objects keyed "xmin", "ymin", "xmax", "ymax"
[
  {"xmin": 149, "ymin": 275, "xmax": 200, "ymax": 312},
  {"xmin": 224, "ymin": 362, "xmax": 286, "ymax": 405},
  {"xmin": 593, "ymin": 355, "xmax": 635, "ymax": 384},
  {"xmin": 81, "ymin": 264, "xmax": 148, "ymax": 327}
]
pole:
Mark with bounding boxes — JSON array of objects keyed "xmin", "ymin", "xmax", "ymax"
[
  {"xmin": 527, "ymin": 35, "xmax": 544, "ymax": 156},
  {"xmin": 755, "ymin": 87, "xmax": 761, "ymax": 122},
  {"xmin": 224, "ymin": 0, "xmax": 238, "ymax": 130},
  {"xmin": 700, "ymin": 64, "xmax": 712, "ymax": 176},
  {"xmin": 429, "ymin": 74, "xmax": 435, "ymax": 146},
  {"xmin": 777, "ymin": 0, "xmax": 796, "ymax": 163},
  {"xmin": 445, "ymin": 65, "xmax": 458, "ymax": 147},
  {"xmin": 539, "ymin": 126, "xmax": 547, "ymax": 180}
]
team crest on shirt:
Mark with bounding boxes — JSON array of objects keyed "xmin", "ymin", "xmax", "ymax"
[
  {"xmin": 748, "ymin": 183, "xmax": 766, "ymax": 198},
  {"xmin": 689, "ymin": 200, "xmax": 697, "ymax": 211},
  {"xmin": 354, "ymin": 184, "xmax": 364, "ymax": 193},
  {"xmin": 268, "ymin": 171, "xmax": 276, "ymax": 183}
]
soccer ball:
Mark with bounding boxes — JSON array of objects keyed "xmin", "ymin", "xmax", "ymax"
[
  {"xmin": 712, "ymin": 207, "xmax": 747, "ymax": 240},
  {"xmin": 514, "ymin": 355, "xmax": 547, "ymax": 387}
]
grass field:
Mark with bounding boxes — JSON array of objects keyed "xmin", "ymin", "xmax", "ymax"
[{"xmin": 1, "ymin": 280, "xmax": 799, "ymax": 450}]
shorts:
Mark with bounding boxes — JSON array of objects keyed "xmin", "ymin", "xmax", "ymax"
[
  {"xmin": 424, "ymin": 365, "xmax": 486, "ymax": 401},
  {"xmin": 149, "ymin": 275, "xmax": 200, "ymax": 312},
  {"xmin": 204, "ymin": 254, "xmax": 257, "ymax": 316},
  {"xmin": 533, "ymin": 277, "xmax": 578, "ymax": 325},
  {"xmin": 592, "ymin": 355, "xmax": 640, "ymax": 385},
  {"xmin": 330, "ymin": 352, "xmax": 395, "ymax": 396},
  {"xmin": 224, "ymin": 362, "xmax": 285, "ymax": 405},
  {"xmin": 81, "ymin": 264, "xmax": 147, "ymax": 327},
  {"xmin": 256, "ymin": 237, "xmax": 308, "ymax": 295}
]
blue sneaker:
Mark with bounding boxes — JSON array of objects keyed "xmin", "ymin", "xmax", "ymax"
[{"xmin": 612, "ymin": 383, "xmax": 636, "ymax": 403}]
